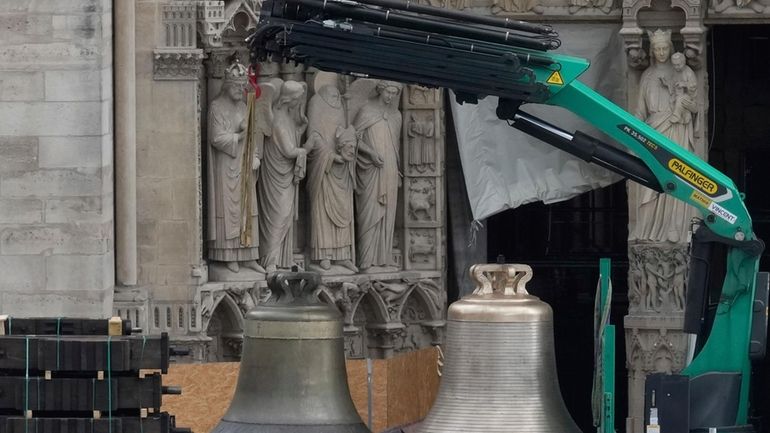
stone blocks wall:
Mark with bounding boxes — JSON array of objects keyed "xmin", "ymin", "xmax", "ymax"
[
  {"xmin": 0, "ymin": 0, "xmax": 114, "ymax": 317},
  {"xmin": 134, "ymin": 0, "xmax": 203, "ymax": 318}
]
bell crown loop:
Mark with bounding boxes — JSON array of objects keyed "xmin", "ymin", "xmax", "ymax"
[
  {"xmin": 470, "ymin": 263, "xmax": 533, "ymax": 296},
  {"xmin": 450, "ymin": 263, "xmax": 550, "ymax": 322},
  {"xmin": 245, "ymin": 270, "xmax": 342, "ymax": 325},
  {"xmin": 269, "ymin": 270, "xmax": 322, "ymax": 305}
]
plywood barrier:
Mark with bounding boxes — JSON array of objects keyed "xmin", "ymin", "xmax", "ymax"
[{"xmin": 162, "ymin": 346, "xmax": 440, "ymax": 433}]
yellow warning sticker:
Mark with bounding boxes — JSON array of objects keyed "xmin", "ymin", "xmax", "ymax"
[
  {"xmin": 690, "ymin": 190, "xmax": 711, "ymax": 208},
  {"xmin": 546, "ymin": 71, "xmax": 564, "ymax": 86}
]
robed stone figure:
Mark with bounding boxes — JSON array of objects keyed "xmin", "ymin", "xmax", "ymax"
[
  {"xmin": 305, "ymin": 85, "xmax": 359, "ymax": 274},
  {"xmin": 257, "ymin": 80, "xmax": 308, "ymax": 273},
  {"xmin": 354, "ymin": 81, "xmax": 403, "ymax": 273},
  {"xmin": 206, "ymin": 59, "xmax": 265, "ymax": 279},
  {"xmin": 629, "ymin": 29, "xmax": 699, "ymax": 244}
]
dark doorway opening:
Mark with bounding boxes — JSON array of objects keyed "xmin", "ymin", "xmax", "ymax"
[
  {"xmin": 486, "ymin": 183, "xmax": 630, "ymax": 432},
  {"xmin": 708, "ymin": 24, "xmax": 770, "ymax": 432}
]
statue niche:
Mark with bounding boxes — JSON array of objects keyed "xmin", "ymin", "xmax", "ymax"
[
  {"xmin": 256, "ymin": 80, "xmax": 309, "ymax": 274},
  {"xmin": 206, "ymin": 57, "xmax": 266, "ymax": 281},
  {"xmin": 305, "ymin": 83, "xmax": 359, "ymax": 275},
  {"xmin": 350, "ymin": 80, "xmax": 404, "ymax": 273}
]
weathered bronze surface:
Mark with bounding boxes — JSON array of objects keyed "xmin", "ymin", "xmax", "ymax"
[{"xmin": 212, "ymin": 271, "xmax": 370, "ymax": 433}]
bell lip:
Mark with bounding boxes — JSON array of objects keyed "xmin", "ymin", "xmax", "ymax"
[
  {"xmin": 448, "ymin": 293, "xmax": 553, "ymax": 322},
  {"xmin": 245, "ymin": 303, "xmax": 342, "ymax": 322}
]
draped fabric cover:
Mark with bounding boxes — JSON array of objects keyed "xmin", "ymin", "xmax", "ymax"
[{"xmin": 449, "ymin": 24, "xmax": 625, "ymax": 222}]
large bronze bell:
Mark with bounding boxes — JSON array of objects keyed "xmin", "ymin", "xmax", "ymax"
[
  {"xmin": 418, "ymin": 264, "xmax": 581, "ymax": 433},
  {"xmin": 213, "ymin": 271, "xmax": 370, "ymax": 433}
]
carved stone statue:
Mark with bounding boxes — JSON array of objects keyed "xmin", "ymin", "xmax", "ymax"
[
  {"xmin": 629, "ymin": 30, "xmax": 699, "ymax": 244},
  {"xmin": 206, "ymin": 57, "xmax": 266, "ymax": 280},
  {"xmin": 408, "ymin": 112, "xmax": 436, "ymax": 172},
  {"xmin": 257, "ymin": 80, "xmax": 309, "ymax": 273},
  {"xmin": 353, "ymin": 80, "xmax": 403, "ymax": 273},
  {"xmin": 305, "ymin": 84, "xmax": 358, "ymax": 274}
]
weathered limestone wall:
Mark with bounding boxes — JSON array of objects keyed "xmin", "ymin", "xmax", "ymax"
[
  {"xmin": 126, "ymin": 0, "xmax": 204, "ymax": 335},
  {"xmin": 0, "ymin": 0, "xmax": 114, "ymax": 317}
]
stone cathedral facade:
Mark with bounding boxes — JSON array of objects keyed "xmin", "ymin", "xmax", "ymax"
[
  {"xmin": 1, "ymin": 1, "xmax": 769, "ymax": 432},
  {"xmin": 119, "ymin": 0, "xmax": 448, "ymax": 363}
]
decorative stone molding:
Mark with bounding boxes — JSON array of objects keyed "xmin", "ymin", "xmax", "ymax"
[
  {"xmin": 624, "ymin": 314, "xmax": 689, "ymax": 433},
  {"xmin": 198, "ymin": 0, "xmax": 260, "ymax": 48},
  {"xmin": 197, "ymin": 1, "xmax": 227, "ymax": 47},
  {"xmin": 708, "ymin": 0, "xmax": 769, "ymax": 16},
  {"xmin": 161, "ymin": 1, "xmax": 198, "ymax": 49},
  {"xmin": 620, "ymin": 0, "xmax": 706, "ymax": 69},
  {"xmin": 181, "ymin": 274, "xmax": 446, "ymax": 360},
  {"xmin": 153, "ymin": 49, "xmax": 205, "ymax": 81}
]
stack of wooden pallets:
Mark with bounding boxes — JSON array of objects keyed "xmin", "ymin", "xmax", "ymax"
[{"xmin": 0, "ymin": 317, "xmax": 191, "ymax": 433}]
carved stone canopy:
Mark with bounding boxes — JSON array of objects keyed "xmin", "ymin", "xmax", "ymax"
[{"xmin": 620, "ymin": 0, "xmax": 706, "ymax": 70}]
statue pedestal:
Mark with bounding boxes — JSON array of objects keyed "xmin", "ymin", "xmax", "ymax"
[{"xmin": 208, "ymin": 262, "xmax": 266, "ymax": 282}]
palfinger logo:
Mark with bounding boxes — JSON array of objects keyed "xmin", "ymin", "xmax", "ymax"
[{"xmin": 668, "ymin": 158, "xmax": 718, "ymax": 195}]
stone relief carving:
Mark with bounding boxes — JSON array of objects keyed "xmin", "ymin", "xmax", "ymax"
[
  {"xmin": 568, "ymin": 0, "xmax": 614, "ymax": 14},
  {"xmin": 206, "ymin": 57, "xmax": 266, "ymax": 280},
  {"xmin": 491, "ymin": 0, "xmax": 544, "ymax": 14},
  {"xmin": 407, "ymin": 84, "xmax": 438, "ymax": 106},
  {"xmin": 153, "ymin": 51, "xmax": 205, "ymax": 81},
  {"xmin": 349, "ymin": 80, "xmax": 404, "ymax": 273},
  {"xmin": 626, "ymin": 326, "xmax": 688, "ymax": 373},
  {"xmin": 629, "ymin": 29, "xmax": 700, "ymax": 245},
  {"xmin": 628, "ymin": 244, "xmax": 688, "ymax": 314},
  {"xmin": 257, "ymin": 80, "xmax": 308, "ymax": 273},
  {"xmin": 305, "ymin": 84, "xmax": 359, "ymax": 275},
  {"xmin": 407, "ymin": 112, "xmax": 437, "ymax": 173},
  {"xmin": 409, "ymin": 229, "xmax": 438, "ymax": 266},
  {"xmin": 408, "ymin": 178, "xmax": 436, "ymax": 222},
  {"xmin": 711, "ymin": 0, "xmax": 767, "ymax": 13}
]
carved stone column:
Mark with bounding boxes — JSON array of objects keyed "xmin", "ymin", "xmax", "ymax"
[
  {"xmin": 115, "ymin": 0, "xmax": 138, "ymax": 287},
  {"xmin": 402, "ymin": 85, "xmax": 445, "ymax": 273},
  {"xmin": 620, "ymin": 2, "xmax": 708, "ymax": 432}
]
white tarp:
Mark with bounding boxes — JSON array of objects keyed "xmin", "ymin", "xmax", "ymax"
[{"xmin": 451, "ymin": 24, "xmax": 627, "ymax": 221}]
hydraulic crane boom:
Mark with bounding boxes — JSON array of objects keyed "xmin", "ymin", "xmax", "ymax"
[{"xmin": 248, "ymin": 1, "xmax": 766, "ymax": 429}]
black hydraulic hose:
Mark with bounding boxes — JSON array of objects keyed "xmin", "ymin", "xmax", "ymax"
[
  {"xmin": 511, "ymin": 110, "xmax": 663, "ymax": 192},
  {"xmin": 355, "ymin": 0, "xmax": 555, "ymax": 35},
  {"xmin": 283, "ymin": 0, "xmax": 557, "ymax": 51},
  {"xmin": 374, "ymin": 28, "xmax": 556, "ymax": 66}
]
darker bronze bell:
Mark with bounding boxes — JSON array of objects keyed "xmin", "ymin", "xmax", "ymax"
[{"xmin": 212, "ymin": 271, "xmax": 370, "ymax": 433}]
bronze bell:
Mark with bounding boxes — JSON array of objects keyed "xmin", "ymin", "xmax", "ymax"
[
  {"xmin": 213, "ymin": 271, "xmax": 370, "ymax": 433},
  {"xmin": 418, "ymin": 264, "xmax": 581, "ymax": 433}
]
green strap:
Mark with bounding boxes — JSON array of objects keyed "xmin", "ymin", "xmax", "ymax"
[
  {"xmin": 107, "ymin": 336, "xmax": 112, "ymax": 433},
  {"xmin": 56, "ymin": 318, "xmax": 61, "ymax": 370},
  {"xmin": 24, "ymin": 336, "xmax": 29, "ymax": 433},
  {"xmin": 139, "ymin": 336, "xmax": 146, "ymax": 433}
]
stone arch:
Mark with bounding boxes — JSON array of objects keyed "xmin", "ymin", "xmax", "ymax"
[
  {"xmin": 315, "ymin": 285, "xmax": 338, "ymax": 310},
  {"xmin": 396, "ymin": 284, "xmax": 443, "ymax": 323},
  {"xmin": 204, "ymin": 294, "xmax": 245, "ymax": 362},
  {"xmin": 351, "ymin": 291, "xmax": 390, "ymax": 324}
]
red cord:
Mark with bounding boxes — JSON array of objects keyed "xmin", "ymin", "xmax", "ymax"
[{"xmin": 247, "ymin": 64, "xmax": 262, "ymax": 99}]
